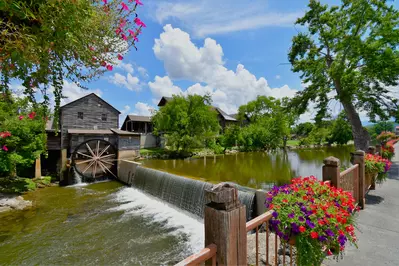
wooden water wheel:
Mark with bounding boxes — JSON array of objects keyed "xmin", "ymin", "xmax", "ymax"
[{"xmin": 71, "ymin": 139, "xmax": 117, "ymax": 182}]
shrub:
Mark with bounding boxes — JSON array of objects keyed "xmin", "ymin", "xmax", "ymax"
[{"xmin": 0, "ymin": 177, "xmax": 36, "ymax": 194}]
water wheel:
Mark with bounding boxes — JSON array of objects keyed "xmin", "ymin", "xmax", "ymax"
[{"xmin": 71, "ymin": 139, "xmax": 117, "ymax": 182}]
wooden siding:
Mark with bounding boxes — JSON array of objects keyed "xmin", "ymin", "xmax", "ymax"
[
  {"xmin": 118, "ymin": 135, "xmax": 140, "ymax": 151},
  {"xmin": 46, "ymin": 132, "xmax": 61, "ymax": 150},
  {"xmin": 60, "ymin": 94, "xmax": 119, "ymax": 149}
]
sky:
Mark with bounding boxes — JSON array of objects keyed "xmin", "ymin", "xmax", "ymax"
[{"xmin": 10, "ymin": 0, "xmax": 399, "ymax": 125}]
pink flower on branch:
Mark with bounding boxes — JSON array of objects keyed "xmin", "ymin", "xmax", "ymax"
[
  {"xmin": 106, "ymin": 65, "xmax": 113, "ymax": 71},
  {"xmin": 121, "ymin": 2, "xmax": 129, "ymax": 11},
  {"xmin": 133, "ymin": 36, "xmax": 139, "ymax": 42},
  {"xmin": 130, "ymin": 0, "xmax": 143, "ymax": 5},
  {"xmin": 115, "ymin": 28, "xmax": 122, "ymax": 35},
  {"xmin": 117, "ymin": 54, "xmax": 123, "ymax": 60},
  {"xmin": 121, "ymin": 33, "xmax": 128, "ymax": 41},
  {"xmin": 128, "ymin": 29, "xmax": 135, "ymax": 36},
  {"xmin": 119, "ymin": 19, "xmax": 127, "ymax": 28},
  {"xmin": 2, "ymin": 145, "xmax": 8, "ymax": 152},
  {"xmin": 134, "ymin": 17, "xmax": 146, "ymax": 28},
  {"xmin": 102, "ymin": 0, "xmax": 108, "ymax": 4}
]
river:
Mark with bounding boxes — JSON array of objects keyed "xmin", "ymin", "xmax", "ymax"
[
  {"xmin": 141, "ymin": 145, "xmax": 355, "ymax": 189},
  {"xmin": 0, "ymin": 145, "xmax": 354, "ymax": 265},
  {"xmin": 0, "ymin": 181, "xmax": 203, "ymax": 265}
]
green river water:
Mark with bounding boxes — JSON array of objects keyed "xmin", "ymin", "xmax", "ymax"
[{"xmin": 0, "ymin": 146, "xmax": 354, "ymax": 265}]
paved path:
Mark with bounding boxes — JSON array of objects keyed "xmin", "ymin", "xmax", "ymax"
[{"xmin": 325, "ymin": 143, "xmax": 399, "ymax": 266}]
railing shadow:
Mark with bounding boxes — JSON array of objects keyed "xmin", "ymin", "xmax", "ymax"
[{"xmin": 365, "ymin": 194, "xmax": 384, "ymax": 205}]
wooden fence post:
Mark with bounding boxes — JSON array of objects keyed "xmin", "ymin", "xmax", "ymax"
[
  {"xmin": 351, "ymin": 151, "xmax": 366, "ymax": 209},
  {"xmin": 35, "ymin": 157, "xmax": 41, "ymax": 178},
  {"xmin": 376, "ymin": 144, "xmax": 382, "ymax": 155},
  {"xmin": 322, "ymin": 156, "xmax": 341, "ymax": 188},
  {"xmin": 204, "ymin": 183, "xmax": 247, "ymax": 266}
]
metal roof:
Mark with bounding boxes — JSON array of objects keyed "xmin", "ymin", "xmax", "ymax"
[
  {"xmin": 60, "ymin": 93, "xmax": 121, "ymax": 114},
  {"xmin": 214, "ymin": 107, "xmax": 237, "ymax": 121},
  {"xmin": 67, "ymin": 129, "xmax": 114, "ymax": 135},
  {"xmin": 110, "ymin": 128, "xmax": 141, "ymax": 136},
  {"xmin": 127, "ymin": 115, "xmax": 152, "ymax": 122}
]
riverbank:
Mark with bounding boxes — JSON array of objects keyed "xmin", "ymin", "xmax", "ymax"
[{"xmin": 0, "ymin": 176, "xmax": 56, "ymax": 213}]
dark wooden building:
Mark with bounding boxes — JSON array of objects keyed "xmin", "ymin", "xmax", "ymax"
[{"xmin": 121, "ymin": 115, "xmax": 153, "ymax": 134}]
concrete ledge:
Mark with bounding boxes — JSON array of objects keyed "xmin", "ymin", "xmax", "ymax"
[{"xmin": 117, "ymin": 160, "xmax": 141, "ymax": 185}]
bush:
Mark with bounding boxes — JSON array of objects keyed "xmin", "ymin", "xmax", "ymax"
[{"xmin": 0, "ymin": 177, "xmax": 36, "ymax": 194}]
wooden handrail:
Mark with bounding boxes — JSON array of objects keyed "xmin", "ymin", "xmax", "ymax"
[
  {"xmin": 175, "ymin": 244, "xmax": 217, "ymax": 266},
  {"xmin": 340, "ymin": 164, "xmax": 359, "ymax": 177},
  {"xmin": 246, "ymin": 210, "xmax": 273, "ymax": 231}
]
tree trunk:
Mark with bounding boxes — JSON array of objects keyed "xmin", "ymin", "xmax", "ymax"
[{"xmin": 341, "ymin": 100, "xmax": 370, "ymax": 151}]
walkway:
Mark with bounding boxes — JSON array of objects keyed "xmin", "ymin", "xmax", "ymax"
[{"xmin": 325, "ymin": 143, "xmax": 399, "ymax": 266}]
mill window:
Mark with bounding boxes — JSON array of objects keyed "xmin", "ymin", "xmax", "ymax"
[
  {"xmin": 78, "ymin": 112, "xmax": 83, "ymax": 119},
  {"xmin": 101, "ymin": 114, "xmax": 107, "ymax": 121}
]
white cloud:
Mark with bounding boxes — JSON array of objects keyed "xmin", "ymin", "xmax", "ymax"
[
  {"xmin": 275, "ymin": 75, "xmax": 281, "ymax": 80},
  {"xmin": 109, "ymin": 72, "xmax": 141, "ymax": 91},
  {"xmin": 153, "ymin": 0, "xmax": 301, "ymax": 37},
  {"xmin": 152, "ymin": 25, "xmax": 298, "ymax": 114},
  {"xmin": 116, "ymin": 62, "xmax": 134, "ymax": 74},
  {"xmin": 60, "ymin": 80, "xmax": 102, "ymax": 105},
  {"xmin": 148, "ymin": 75, "xmax": 183, "ymax": 104},
  {"xmin": 119, "ymin": 105, "xmax": 131, "ymax": 126},
  {"xmin": 137, "ymin": 66, "xmax": 149, "ymax": 78},
  {"xmin": 134, "ymin": 102, "xmax": 154, "ymax": 116}
]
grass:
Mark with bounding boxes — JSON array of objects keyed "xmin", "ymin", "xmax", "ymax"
[{"xmin": 286, "ymin": 140, "xmax": 300, "ymax": 146}]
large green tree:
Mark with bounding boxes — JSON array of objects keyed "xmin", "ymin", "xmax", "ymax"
[
  {"xmin": 0, "ymin": 0, "xmax": 144, "ymax": 125},
  {"xmin": 152, "ymin": 95, "xmax": 220, "ymax": 152},
  {"xmin": 289, "ymin": 0, "xmax": 399, "ymax": 151},
  {"xmin": 327, "ymin": 112, "xmax": 353, "ymax": 145}
]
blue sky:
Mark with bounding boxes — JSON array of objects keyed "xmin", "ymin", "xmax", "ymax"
[{"xmin": 12, "ymin": 0, "xmax": 399, "ymax": 125}]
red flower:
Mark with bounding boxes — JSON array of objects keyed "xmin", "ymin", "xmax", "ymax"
[
  {"xmin": 2, "ymin": 145, "xmax": 8, "ymax": 152},
  {"xmin": 106, "ymin": 65, "xmax": 113, "ymax": 71},
  {"xmin": 121, "ymin": 2, "xmax": 129, "ymax": 11},
  {"xmin": 101, "ymin": 61, "xmax": 107, "ymax": 67},
  {"xmin": 318, "ymin": 220, "xmax": 325, "ymax": 226},
  {"xmin": 28, "ymin": 112, "xmax": 36, "ymax": 119},
  {"xmin": 327, "ymin": 250, "xmax": 333, "ymax": 256},
  {"xmin": 299, "ymin": 226, "xmax": 306, "ymax": 233},
  {"xmin": 19, "ymin": 115, "xmax": 24, "ymax": 120},
  {"xmin": 117, "ymin": 54, "xmax": 123, "ymax": 60},
  {"xmin": 282, "ymin": 199, "xmax": 288, "ymax": 203},
  {"xmin": 310, "ymin": 231, "xmax": 318, "ymax": 239}
]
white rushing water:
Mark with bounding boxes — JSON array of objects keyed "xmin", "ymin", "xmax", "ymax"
[{"xmin": 109, "ymin": 187, "xmax": 205, "ymax": 254}]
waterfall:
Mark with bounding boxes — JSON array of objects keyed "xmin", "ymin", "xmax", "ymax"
[
  {"xmin": 71, "ymin": 167, "xmax": 82, "ymax": 184},
  {"xmin": 132, "ymin": 166, "xmax": 255, "ymax": 220}
]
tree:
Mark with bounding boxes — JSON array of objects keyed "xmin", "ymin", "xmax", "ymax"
[
  {"xmin": 289, "ymin": 0, "xmax": 399, "ymax": 151},
  {"xmin": 0, "ymin": 0, "xmax": 144, "ymax": 126},
  {"xmin": 238, "ymin": 96, "xmax": 296, "ymax": 148},
  {"xmin": 0, "ymin": 94, "xmax": 47, "ymax": 177},
  {"xmin": 152, "ymin": 95, "xmax": 220, "ymax": 152},
  {"xmin": 220, "ymin": 125, "xmax": 243, "ymax": 149},
  {"xmin": 294, "ymin": 122, "xmax": 315, "ymax": 137},
  {"xmin": 327, "ymin": 112, "xmax": 353, "ymax": 145}
]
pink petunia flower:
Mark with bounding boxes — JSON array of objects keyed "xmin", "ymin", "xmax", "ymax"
[
  {"xmin": 2, "ymin": 145, "xmax": 8, "ymax": 152},
  {"xmin": 19, "ymin": 115, "xmax": 24, "ymax": 120},
  {"xmin": 121, "ymin": 2, "xmax": 129, "ymax": 11},
  {"xmin": 106, "ymin": 65, "xmax": 113, "ymax": 71}
]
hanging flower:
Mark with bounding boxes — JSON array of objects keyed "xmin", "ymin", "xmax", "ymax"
[
  {"xmin": 117, "ymin": 54, "xmax": 123, "ymax": 60},
  {"xmin": 121, "ymin": 2, "xmax": 129, "ymax": 11},
  {"xmin": 19, "ymin": 115, "xmax": 24, "ymax": 120},
  {"xmin": 106, "ymin": 65, "xmax": 113, "ymax": 71},
  {"xmin": 2, "ymin": 145, "xmax": 8, "ymax": 152},
  {"xmin": 28, "ymin": 112, "xmax": 36, "ymax": 119}
]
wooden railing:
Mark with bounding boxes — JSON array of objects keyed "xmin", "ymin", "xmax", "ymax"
[
  {"xmin": 340, "ymin": 164, "xmax": 359, "ymax": 202},
  {"xmin": 175, "ymin": 244, "xmax": 217, "ymax": 266},
  {"xmin": 246, "ymin": 210, "xmax": 294, "ymax": 266}
]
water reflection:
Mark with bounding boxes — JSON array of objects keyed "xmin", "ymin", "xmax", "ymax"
[{"xmin": 141, "ymin": 146, "xmax": 355, "ymax": 189}]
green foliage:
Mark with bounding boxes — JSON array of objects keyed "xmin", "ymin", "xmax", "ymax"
[
  {"xmin": 0, "ymin": 95, "xmax": 47, "ymax": 177},
  {"xmin": 327, "ymin": 112, "xmax": 353, "ymax": 145},
  {"xmin": 294, "ymin": 122, "xmax": 315, "ymax": 137},
  {"xmin": 0, "ymin": 0, "xmax": 144, "ymax": 124},
  {"xmin": 237, "ymin": 96, "xmax": 293, "ymax": 150},
  {"xmin": 152, "ymin": 95, "xmax": 220, "ymax": 152},
  {"xmin": 373, "ymin": 121, "xmax": 395, "ymax": 135},
  {"xmin": 219, "ymin": 125, "xmax": 242, "ymax": 148},
  {"xmin": 33, "ymin": 176, "xmax": 52, "ymax": 186},
  {"xmin": 0, "ymin": 177, "xmax": 36, "ymax": 193},
  {"xmin": 289, "ymin": 0, "xmax": 399, "ymax": 150}
]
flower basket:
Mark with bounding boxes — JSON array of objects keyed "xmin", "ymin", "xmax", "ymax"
[
  {"xmin": 265, "ymin": 177, "xmax": 359, "ymax": 266},
  {"xmin": 365, "ymin": 171, "xmax": 377, "ymax": 190},
  {"xmin": 365, "ymin": 154, "xmax": 392, "ymax": 185}
]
